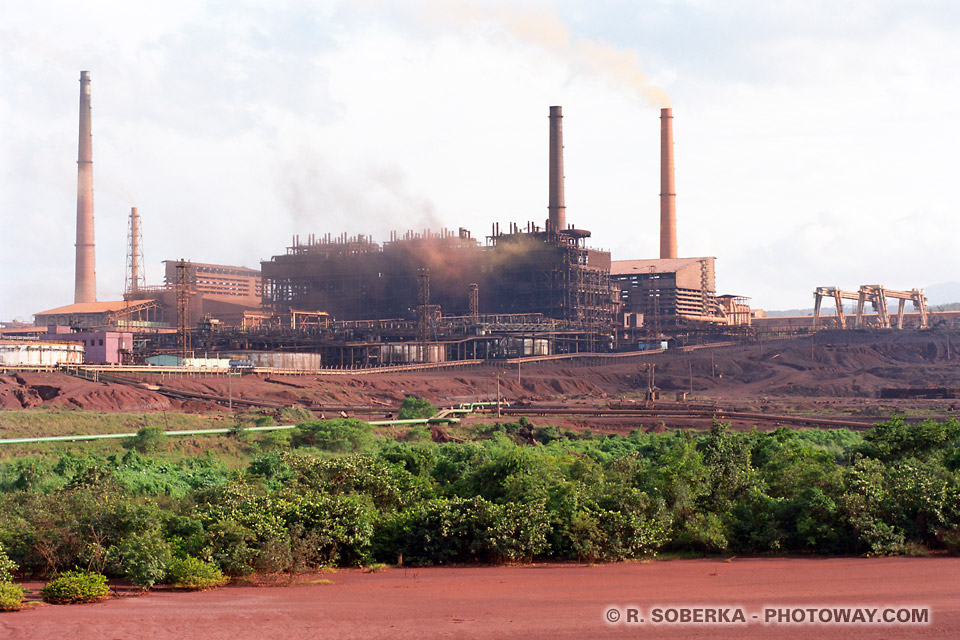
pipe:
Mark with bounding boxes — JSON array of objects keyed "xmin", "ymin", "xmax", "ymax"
[
  {"xmin": 0, "ymin": 417, "xmax": 461, "ymax": 446},
  {"xmin": 75, "ymin": 70, "xmax": 97, "ymax": 303},
  {"xmin": 659, "ymin": 107, "xmax": 677, "ymax": 259},
  {"xmin": 548, "ymin": 105, "xmax": 565, "ymax": 233}
]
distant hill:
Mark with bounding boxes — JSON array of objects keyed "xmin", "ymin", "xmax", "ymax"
[
  {"xmin": 763, "ymin": 308, "xmax": 815, "ymax": 317},
  {"xmin": 923, "ymin": 282, "xmax": 960, "ymax": 306}
]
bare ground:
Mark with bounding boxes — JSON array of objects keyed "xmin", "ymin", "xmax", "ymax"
[
  {"xmin": 3, "ymin": 331, "xmax": 960, "ymax": 432},
  {"xmin": 3, "ymin": 558, "xmax": 958, "ymax": 639}
]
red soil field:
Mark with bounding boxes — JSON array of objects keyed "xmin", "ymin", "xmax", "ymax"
[
  {"xmin": 3, "ymin": 558, "xmax": 958, "ymax": 639},
  {"xmin": 4, "ymin": 332, "xmax": 960, "ymax": 418}
]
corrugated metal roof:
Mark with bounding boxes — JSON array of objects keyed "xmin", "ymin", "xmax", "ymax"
[
  {"xmin": 610, "ymin": 257, "xmax": 714, "ymax": 276},
  {"xmin": 34, "ymin": 300, "xmax": 132, "ymax": 315}
]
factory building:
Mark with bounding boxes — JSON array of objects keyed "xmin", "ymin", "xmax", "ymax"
[
  {"xmin": 39, "ymin": 326, "xmax": 133, "ymax": 364},
  {"xmin": 0, "ymin": 340, "xmax": 85, "ymax": 367},
  {"xmin": 122, "ymin": 261, "xmax": 263, "ymax": 329},
  {"xmin": 262, "ymin": 106, "xmax": 620, "ymax": 331},
  {"xmin": 263, "ymin": 230, "xmax": 482, "ymax": 320},
  {"xmin": 162, "ymin": 261, "xmax": 262, "ymax": 306},
  {"xmin": 612, "ymin": 257, "xmax": 716, "ymax": 325},
  {"xmin": 609, "ymin": 109, "xmax": 749, "ymax": 329},
  {"xmin": 33, "ymin": 71, "xmax": 749, "ymax": 369},
  {"xmin": 34, "ymin": 300, "xmax": 162, "ymax": 330},
  {"xmin": 262, "ymin": 226, "xmax": 619, "ymax": 327}
]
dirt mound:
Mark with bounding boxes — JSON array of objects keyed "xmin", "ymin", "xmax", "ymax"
[
  {"xmin": 2, "ymin": 331, "xmax": 959, "ymax": 414},
  {"xmin": 0, "ymin": 372, "xmax": 175, "ymax": 412},
  {"xmin": 653, "ymin": 331, "xmax": 960, "ymax": 399}
]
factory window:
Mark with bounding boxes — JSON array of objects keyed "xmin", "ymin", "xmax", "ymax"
[{"xmin": 99, "ymin": 339, "xmax": 104, "ymax": 346}]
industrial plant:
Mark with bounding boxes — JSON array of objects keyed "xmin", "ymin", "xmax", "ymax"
[{"xmin": 3, "ymin": 70, "xmax": 936, "ymax": 370}]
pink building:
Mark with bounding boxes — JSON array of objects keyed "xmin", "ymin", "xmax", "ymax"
[{"xmin": 40, "ymin": 326, "xmax": 132, "ymax": 364}]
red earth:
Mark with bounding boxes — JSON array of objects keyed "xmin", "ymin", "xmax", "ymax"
[
  {"xmin": 3, "ymin": 558, "xmax": 958, "ymax": 639},
  {"xmin": 4, "ymin": 332, "xmax": 960, "ymax": 417}
]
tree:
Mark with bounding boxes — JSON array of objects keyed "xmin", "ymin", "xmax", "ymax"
[{"xmin": 398, "ymin": 396, "xmax": 437, "ymax": 420}]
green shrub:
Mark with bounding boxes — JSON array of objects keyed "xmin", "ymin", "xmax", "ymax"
[
  {"xmin": 255, "ymin": 429, "xmax": 292, "ymax": 451},
  {"xmin": 204, "ymin": 520, "xmax": 257, "ymax": 576},
  {"xmin": 402, "ymin": 425, "xmax": 432, "ymax": 443},
  {"xmin": 673, "ymin": 513, "xmax": 729, "ymax": 553},
  {"xmin": 0, "ymin": 583, "xmax": 25, "ymax": 611},
  {"xmin": 165, "ymin": 556, "xmax": 227, "ymax": 590},
  {"xmin": 0, "ymin": 542, "xmax": 16, "ymax": 583},
  {"xmin": 398, "ymin": 396, "xmax": 437, "ymax": 420},
  {"xmin": 291, "ymin": 419, "xmax": 373, "ymax": 452},
  {"xmin": 373, "ymin": 496, "xmax": 550, "ymax": 565},
  {"xmin": 282, "ymin": 491, "xmax": 374, "ymax": 566},
  {"xmin": 117, "ymin": 530, "xmax": 172, "ymax": 590},
  {"xmin": 123, "ymin": 426, "xmax": 168, "ymax": 454},
  {"xmin": 232, "ymin": 413, "xmax": 275, "ymax": 438},
  {"xmin": 254, "ymin": 532, "xmax": 294, "ymax": 574},
  {"xmin": 13, "ymin": 459, "xmax": 44, "ymax": 491},
  {"xmin": 278, "ymin": 407, "xmax": 313, "ymax": 424},
  {"xmin": 40, "ymin": 570, "xmax": 110, "ymax": 604}
]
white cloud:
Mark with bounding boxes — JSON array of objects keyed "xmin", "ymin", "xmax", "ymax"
[{"xmin": 2, "ymin": 0, "xmax": 960, "ymax": 320}]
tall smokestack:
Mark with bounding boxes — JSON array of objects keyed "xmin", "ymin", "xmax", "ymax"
[
  {"xmin": 659, "ymin": 107, "xmax": 677, "ymax": 259},
  {"xmin": 548, "ymin": 105, "xmax": 565, "ymax": 233},
  {"xmin": 74, "ymin": 70, "xmax": 96, "ymax": 303},
  {"xmin": 126, "ymin": 207, "xmax": 142, "ymax": 294},
  {"xmin": 131, "ymin": 208, "xmax": 140, "ymax": 291}
]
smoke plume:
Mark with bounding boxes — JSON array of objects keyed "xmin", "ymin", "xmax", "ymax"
[{"xmin": 416, "ymin": 0, "xmax": 670, "ymax": 107}]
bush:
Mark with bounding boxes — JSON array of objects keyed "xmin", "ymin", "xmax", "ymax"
[
  {"xmin": 0, "ymin": 542, "xmax": 16, "ymax": 583},
  {"xmin": 398, "ymin": 396, "xmax": 437, "ymax": 420},
  {"xmin": 123, "ymin": 426, "xmax": 168, "ymax": 454},
  {"xmin": 232, "ymin": 413, "xmax": 275, "ymax": 438},
  {"xmin": 402, "ymin": 425, "xmax": 432, "ymax": 443},
  {"xmin": 0, "ymin": 583, "xmax": 25, "ymax": 611},
  {"xmin": 278, "ymin": 407, "xmax": 313, "ymax": 424},
  {"xmin": 373, "ymin": 497, "xmax": 550, "ymax": 565},
  {"xmin": 40, "ymin": 569, "xmax": 110, "ymax": 604},
  {"xmin": 204, "ymin": 520, "xmax": 257, "ymax": 576},
  {"xmin": 117, "ymin": 530, "xmax": 172, "ymax": 590},
  {"xmin": 255, "ymin": 430, "xmax": 291, "ymax": 451},
  {"xmin": 165, "ymin": 556, "xmax": 227, "ymax": 590},
  {"xmin": 291, "ymin": 419, "xmax": 374, "ymax": 452},
  {"xmin": 282, "ymin": 491, "xmax": 374, "ymax": 566}
]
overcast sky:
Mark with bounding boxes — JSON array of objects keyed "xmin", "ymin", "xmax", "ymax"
[{"xmin": 2, "ymin": 0, "xmax": 959, "ymax": 321}]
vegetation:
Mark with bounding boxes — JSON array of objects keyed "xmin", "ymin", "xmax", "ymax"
[
  {"xmin": 0, "ymin": 542, "xmax": 23, "ymax": 611},
  {"xmin": 291, "ymin": 419, "xmax": 373, "ymax": 452},
  {"xmin": 0, "ymin": 542, "xmax": 16, "ymax": 583},
  {"xmin": 0, "ymin": 415, "xmax": 957, "ymax": 588},
  {"xmin": 123, "ymin": 426, "xmax": 169, "ymax": 454},
  {"xmin": 397, "ymin": 396, "xmax": 438, "ymax": 420},
  {"xmin": 40, "ymin": 570, "xmax": 110, "ymax": 604},
  {"xmin": 165, "ymin": 556, "xmax": 227, "ymax": 590},
  {"xmin": 117, "ymin": 529, "xmax": 172, "ymax": 590},
  {"xmin": 0, "ymin": 583, "xmax": 25, "ymax": 611}
]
